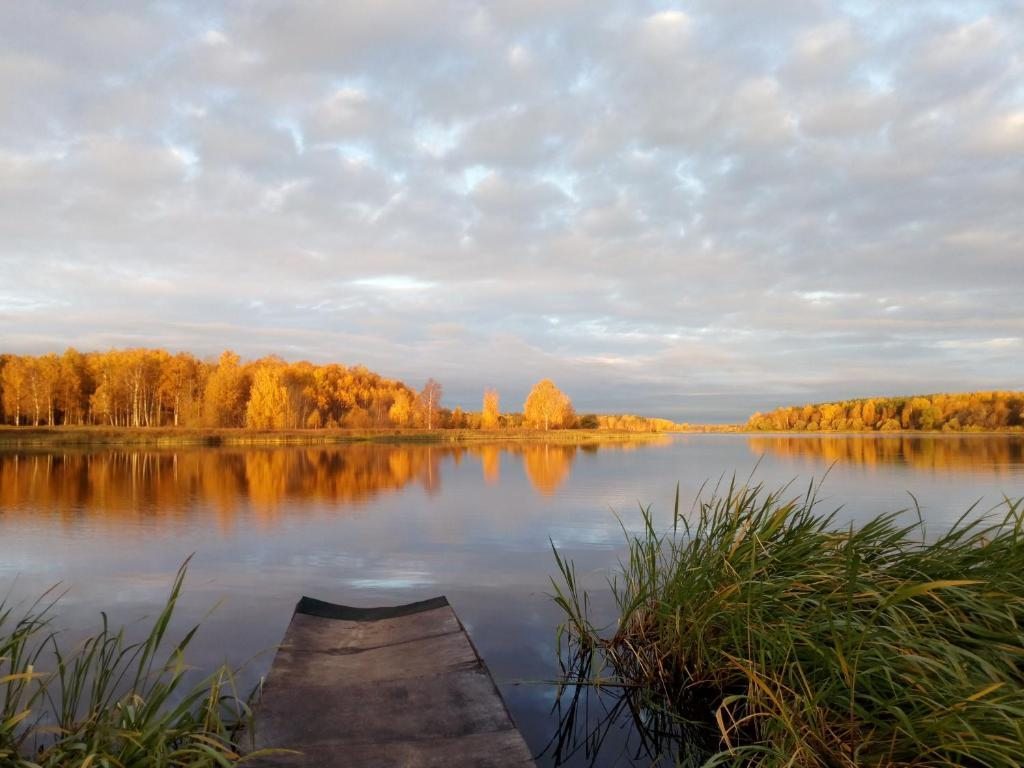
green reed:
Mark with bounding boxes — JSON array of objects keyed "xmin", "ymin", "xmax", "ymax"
[
  {"xmin": 550, "ymin": 480, "xmax": 1024, "ymax": 767},
  {"xmin": 0, "ymin": 560, "xmax": 273, "ymax": 767}
]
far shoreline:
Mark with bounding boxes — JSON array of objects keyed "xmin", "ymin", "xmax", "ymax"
[
  {"xmin": 0, "ymin": 425, "xmax": 1021, "ymax": 449},
  {"xmin": 0, "ymin": 425, "xmax": 682, "ymax": 448}
]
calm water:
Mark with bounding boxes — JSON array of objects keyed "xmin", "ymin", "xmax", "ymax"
[{"xmin": 2, "ymin": 434, "xmax": 1023, "ymax": 765}]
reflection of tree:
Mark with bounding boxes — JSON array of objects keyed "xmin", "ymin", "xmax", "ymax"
[
  {"xmin": 244, "ymin": 450, "xmax": 290, "ymax": 519},
  {"xmin": 467, "ymin": 438, "xmax": 671, "ymax": 496},
  {"xmin": 0, "ymin": 438, "xmax": 679, "ymax": 528},
  {"xmin": 0, "ymin": 445, "xmax": 448, "ymax": 529},
  {"xmin": 748, "ymin": 435, "xmax": 1024, "ymax": 476},
  {"xmin": 478, "ymin": 445, "xmax": 501, "ymax": 485},
  {"xmin": 521, "ymin": 445, "xmax": 576, "ymax": 496}
]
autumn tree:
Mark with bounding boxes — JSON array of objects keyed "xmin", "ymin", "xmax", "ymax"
[
  {"xmin": 282, "ymin": 361, "xmax": 316, "ymax": 429},
  {"xmin": 23, "ymin": 356, "xmax": 45, "ymax": 426},
  {"xmin": 246, "ymin": 364, "xmax": 289, "ymax": 429},
  {"xmin": 309, "ymin": 364, "xmax": 348, "ymax": 427},
  {"xmin": 481, "ymin": 388, "xmax": 500, "ymax": 429},
  {"xmin": 203, "ymin": 351, "xmax": 249, "ymax": 427},
  {"xmin": 388, "ymin": 388, "xmax": 417, "ymax": 427},
  {"xmin": 449, "ymin": 407, "xmax": 466, "ymax": 428},
  {"xmin": 32, "ymin": 354, "xmax": 60, "ymax": 425},
  {"xmin": 160, "ymin": 352, "xmax": 202, "ymax": 427},
  {"xmin": 89, "ymin": 352, "xmax": 124, "ymax": 425},
  {"xmin": 1, "ymin": 355, "xmax": 27, "ymax": 425},
  {"xmin": 419, "ymin": 378, "xmax": 442, "ymax": 430},
  {"xmin": 122, "ymin": 348, "xmax": 166, "ymax": 427},
  {"xmin": 59, "ymin": 348, "xmax": 89, "ymax": 425},
  {"xmin": 523, "ymin": 379, "xmax": 574, "ymax": 430}
]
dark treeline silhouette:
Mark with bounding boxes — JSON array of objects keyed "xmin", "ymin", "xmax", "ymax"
[
  {"xmin": 748, "ymin": 391, "xmax": 1024, "ymax": 432},
  {"xmin": 0, "ymin": 348, "xmax": 680, "ymax": 432}
]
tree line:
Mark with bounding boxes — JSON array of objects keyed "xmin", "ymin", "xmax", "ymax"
[
  {"xmin": 0, "ymin": 348, "xmax": 421, "ymax": 429},
  {"xmin": 747, "ymin": 391, "xmax": 1024, "ymax": 432},
  {"xmin": 0, "ymin": 348, "xmax": 679, "ymax": 432}
]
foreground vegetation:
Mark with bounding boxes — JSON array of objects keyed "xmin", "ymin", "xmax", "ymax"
[
  {"xmin": 0, "ymin": 562, "xmax": 267, "ymax": 766},
  {"xmin": 551, "ymin": 482, "xmax": 1024, "ymax": 767},
  {"xmin": 748, "ymin": 391, "xmax": 1024, "ymax": 432}
]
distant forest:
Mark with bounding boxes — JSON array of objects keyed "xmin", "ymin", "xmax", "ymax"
[
  {"xmin": 748, "ymin": 391, "xmax": 1024, "ymax": 432},
  {"xmin": 0, "ymin": 348, "xmax": 678, "ymax": 433}
]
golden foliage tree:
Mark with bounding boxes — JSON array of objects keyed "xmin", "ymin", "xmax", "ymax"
[
  {"xmin": 58, "ymin": 348, "xmax": 89, "ymax": 426},
  {"xmin": 246, "ymin": 365, "xmax": 289, "ymax": 429},
  {"xmin": 1, "ymin": 355, "xmax": 27, "ymax": 425},
  {"xmin": 37, "ymin": 353, "xmax": 61, "ymax": 426},
  {"xmin": 449, "ymin": 406, "xmax": 466, "ymax": 428},
  {"xmin": 203, "ymin": 351, "xmax": 249, "ymax": 427},
  {"xmin": 481, "ymin": 388, "xmax": 500, "ymax": 429},
  {"xmin": 523, "ymin": 379, "xmax": 574, "ymax": 430},
  {"xmin": 160, "ymin": 352, "xmax": 202, "ymax": 427},
  {"xmin": 388, "ymin": 388, "xmax": 417, "ymax": 427}
]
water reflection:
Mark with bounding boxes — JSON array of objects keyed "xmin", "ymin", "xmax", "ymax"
[
  {"xmin": 545, "ymin": 654, "xmax": 703, "ymax": 768},
  {"xmin": 480, "ymin": 444, "xmax": 501, "ymax": 485},
  {"xmin": 0, "ymin": 441, "xmax": 666, "ymax": 528},
  {"xmin": 1, "ymin": 435, "xmax": 1023, "ymax": 767},
  {"xmin": 523, "ymin": 445, "xmax": 575, "ymax": 497},
  {"xmin": 1, "ymin": 436, "xmax": 1016, "ymax": 532},
  {"xmin": 0, "ymin": 446, "xmax": 439, "ymax": 528},
  {"xmin": 747, "ymin": 434, "xmax": 1024, "ymax": 476}
]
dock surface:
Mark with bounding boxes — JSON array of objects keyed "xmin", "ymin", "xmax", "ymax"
[{"xmin": 250, "ymin": 595, "xmax": 535, "ymax": 767}]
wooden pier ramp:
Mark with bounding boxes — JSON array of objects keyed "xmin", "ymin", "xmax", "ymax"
[{"xmin": 250, "ymin": 595, "xmax": 535, "ymax": 767}]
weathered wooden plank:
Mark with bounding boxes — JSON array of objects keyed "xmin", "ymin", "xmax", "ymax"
[
  {"xmin": 250, "ymin": 595, "xmax": 535, "ymax": 767},
  {"xmin": 250, "ymin": 730, "xmax": 535, "ymax": 767},
  {"xmin": 266, "ymin": 629, "xmax": 479, "ymax": 685}
]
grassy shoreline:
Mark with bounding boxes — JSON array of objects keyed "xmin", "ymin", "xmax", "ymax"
[
  {"xmin": 0, "ymin": 425, "xmax": 683, "ymax": 448},
  {"xmin": 0, "ymin": 561, "xmax": 272, "ymax": 766},
  {"xmin": 1, "ymin": 426, "xmax": 1021, "ymax": 449},
  {"xmin": 551, "ymin": 482, "xmax": 1024, "ymax": 766}
]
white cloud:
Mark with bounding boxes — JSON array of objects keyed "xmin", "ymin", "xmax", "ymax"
[
  {"xmin": 0, "ymin": 0, "xmax": 1021, "ymax": 419},
  {"xmin": 351, "ymin": 275, "xmax": 436, "ymax": 292},
  {"xmin": 641, "ymin": 10, "xmax": 693, "ymax": 49}
]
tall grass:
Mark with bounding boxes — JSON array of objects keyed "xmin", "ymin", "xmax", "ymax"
[
  {"xmin": 0, "ymin": 560, "xmax": 269, "ymax": 767},
  {"xmin": 550, "ymin": 480, "xmax": 1024, "ymax": 767}
]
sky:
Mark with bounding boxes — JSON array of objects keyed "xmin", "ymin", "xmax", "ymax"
[{"xmin": 0, "ymin": 1, "xmax": 1022, "ymax": 422}]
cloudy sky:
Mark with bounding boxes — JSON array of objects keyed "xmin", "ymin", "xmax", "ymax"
[{"xmin": 1, "ymin": 1, "xmax": 1021, "ymax": 421}]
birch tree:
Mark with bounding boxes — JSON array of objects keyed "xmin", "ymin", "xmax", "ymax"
[{"xmin": 419, "ymin": 378, "xmax": 442, "ymax": 430}]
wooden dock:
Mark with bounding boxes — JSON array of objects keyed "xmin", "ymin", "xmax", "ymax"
[{"xmin": 249, "ymin": 595, "xmax": 535, "ymax": 767}]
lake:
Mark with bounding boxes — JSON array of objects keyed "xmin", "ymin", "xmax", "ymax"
[{"xmin": 2, "ymin": 434, "xmax": 1023, "ymax": 765}]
